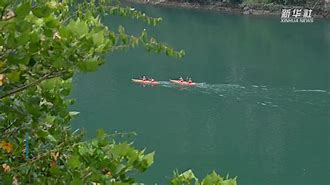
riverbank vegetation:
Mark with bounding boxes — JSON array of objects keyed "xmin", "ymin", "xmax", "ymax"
[
  {"xmin": 168, "ymin": 0, "xmax": 321, "ymax": 6},
  {"xmin": 132, "ymin": 0, "xmax": 329, "ymax": 18},
  {"xmin": 0, "ymin": 0, "xmax": 236, "ymax": 184}
]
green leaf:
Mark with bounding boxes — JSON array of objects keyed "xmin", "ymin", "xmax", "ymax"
[
  {"xmin": 76, "ymin": 21, "xmax": 89, "ymax": 36},
  {"xmin": 96, "ymin": 128, "xmax": 106, "ymax": 141},
  {"xmin": 78, "ymin": 60, "xmax": 99, "ymax": 72},
  {"xmin": 6, "ymin": 71, "xmax": 21, "ymax": 82},
  {"xmin": 36, "ymin": 129, "xmax": 48, "ymax": 138},
  {"xmin": 111, "ymin": 143, "xmax": 130, "ymax": 158},
  {"xmin": 141, "ymin": 29, "xmax": 148, "ymax": 42},
  {"xmin": 112, "ymin": 183, "xmax": 130, "ymax": 185},
  {"xmin": 6, "ymin": 33, "xmax": 16, "ymax": 48},
  {"xmin": 67, "ymin": 19, "xmax": 88, "ymax": 37},
  {"xmin": 46, "ymin": 134, "xmax": 57, "ymax": 143},
  {"xmin": 171, "ymin": 170, "xmax": 197, "ymax": 185},
  {"xmin": 69, "ymin": 111, "xmax": 80, "ymax": 116},
  {"xmin": 59, "ymin": 26, "xmax": 71, "ymax": 38},
  {"xmin": 42, "ymin": 78, "xmax": 59, "ymax": 90},
  {"xmin": 223, "ymin": 179, "xmax": 237, "ymax": 185},
  {"xmin": 8, "ymin": 54, "xmax": 30, "ymax": 65},
  {"xmin": 44, "ymin": 27, "xmax": 53, "ymax": 37},
  {"xmin": 16, "ymin": 32, "xmax": 30, "ymax": 45},
  {"xmin": 53, "ymin": 56, "xmax": 64, "ymax": 69},
  {"xmin": 32, "ymin": 5, "xmax": 51, "ymax": 18},
  {"xmin": 92, "ymin": 31, "xmax": 104, "ymax": 45},
  {"xmin": 201, "ymin": 171, "xmax": 223, "ymax": 185},
  {"xmin": 45, "ymin": 16, "xmax": 59, "ymax": 28},
  {"xmin": 127, "ymin": 149, "xmax": 139, "ymax": 163},
  {"xmin": 109, "ymin": 31, "xmax": 116, "ymax": 44},
  {"xmin": 0, "ymin": 61, "xmax": 6, "ymax": 69},
  {"xmin": 67, "ymin": 155, "xmax": 81, "ymax": 169},
  {"xmin": 114, "ymin": 164, "xmax": 127, "ymax": 175},
  {"xmin": 49, "ymin": 166, "xmax": 62, "ymax": 176},
  {"xmin": 16, "ymin": 2, "xmax": 31, "ymax": 17},
  {"xmin": 0, "ymin": 0, "xmax": 10, "ymax": 7},
  {"xmin": 29, "ymin": 31, "xmax": 39, "ymax": 43},
  {"xmin": 78, "ymin": 145, "xmax": 89, "ymax": 156},
  {"xmin": 179, "ymin": 50, "xmax": 186, "ymax": 58},
  {"xmin": 143, "ymin": 152, "xmax": 155, "ymax": 167},
  {"xmin": 2, "ymin": 174, "xmax": 13, "ymax": 185},
  {"xmin": 16, "ymin": 21, "xmax": 32, "ymax": 33},
  {"xmin": 70, "ymin": 178, "xmax": 83, "ymax": 185},
  {"xmin": 45, "ymin": 115, "xmax": 56, "ymax": 123}
]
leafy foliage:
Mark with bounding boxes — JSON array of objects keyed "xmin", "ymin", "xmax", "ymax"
[
  {"xmin": 171, "ymin": 170, "xmax": 237, "ymax": 185},
  {"xmin": 0, "ymin": 0, "xmax": 235, "ymax": 184}
]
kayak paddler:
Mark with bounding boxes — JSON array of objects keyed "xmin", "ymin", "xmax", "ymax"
[
  {"xmin": 188, "ymin": 78, "xmax": 192, "ymax": 83},
  {"xmin": 179, "ymin": 77, "xmax": 184, "ymax": 82}
]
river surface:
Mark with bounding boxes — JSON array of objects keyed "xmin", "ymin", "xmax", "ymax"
[{"xmin": 71, "ymin": 5, "xmax": 330, "ymax": 185}]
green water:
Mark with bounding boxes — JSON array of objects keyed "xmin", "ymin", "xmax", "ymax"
[{"xmin": 72, "ymin": 5, "xmax": 330, "ymax": 185}]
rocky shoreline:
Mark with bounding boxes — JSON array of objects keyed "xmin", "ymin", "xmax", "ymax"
[{"xmin": 126, "ymin": 0, "xmax": 330, "ymax": 19}]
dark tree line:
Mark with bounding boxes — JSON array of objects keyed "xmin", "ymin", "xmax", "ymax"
[{"xmin": 168, "ymin": 0, "xmax": 318, "ymax": 5}]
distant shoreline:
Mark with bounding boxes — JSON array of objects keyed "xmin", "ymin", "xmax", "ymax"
[{"xmin": 126, "ymin": 0, "xmax": 330, "ymax": 19}]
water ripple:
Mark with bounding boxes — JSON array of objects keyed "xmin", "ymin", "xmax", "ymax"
[{"xmin": 158, "ymin": 81, "xmax": 330, "ymax": 108}]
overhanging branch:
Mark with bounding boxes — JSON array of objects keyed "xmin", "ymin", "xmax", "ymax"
[{"xmin": 0, "ymin": 71, "xmax": 65, "ymax": 100}]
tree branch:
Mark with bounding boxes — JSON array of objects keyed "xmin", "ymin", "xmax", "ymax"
[
  {"xmin": 0, "ymin": 71, "xmax": 64, "ymax": 100},
  {"xmin": 1, "ymin": 119, "xmax": 17, "ymax": 133}
]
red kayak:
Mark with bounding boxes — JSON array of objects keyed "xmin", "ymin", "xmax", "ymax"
[
  {"xmin": 132, "ymin": 79, "xmax": 159, "ymax": 85},
  {"xmin": 170, "ymin": 80, "xmax": 196, "ymax": 86}
]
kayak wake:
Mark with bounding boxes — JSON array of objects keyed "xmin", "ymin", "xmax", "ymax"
[
  {"xmin": 131, "ymin": 79, "xmax": 329, "ymax": 108},
  {"xmin": 156, "ymin": 82, "xmax": 330, "ymax": 108}
]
